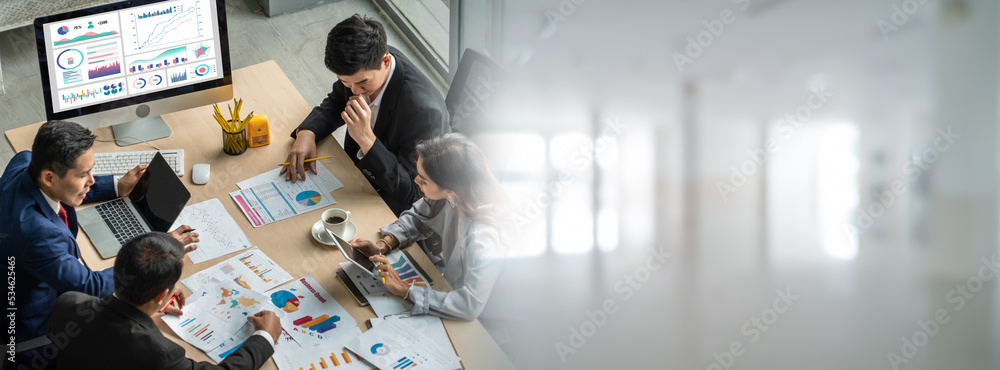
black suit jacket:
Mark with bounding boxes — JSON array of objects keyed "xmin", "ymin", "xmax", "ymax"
[
  {"xmin": 293, "ymin": 46, "xmax": 450, "ymax": 215},
  {"xmin": 46, "ymin": 292, "xmax": 274, "ymax": 370}
]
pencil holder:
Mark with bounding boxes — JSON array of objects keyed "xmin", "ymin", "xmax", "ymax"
[{"xmin": 222, "ymin": 122, "xmax": 248, "ymax": 156}]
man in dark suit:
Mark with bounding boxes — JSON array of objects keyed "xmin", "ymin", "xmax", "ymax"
[
  {"xmin": 283, "ymin": 14, "xmax": 450, "ymax": 216},
  {"xmin": 46, "ymin": 232, "xmax": 280, "ymax": 369},
  {"xmin": 0, "ymin": 120, "xmax": 198, "ymax": 367}
]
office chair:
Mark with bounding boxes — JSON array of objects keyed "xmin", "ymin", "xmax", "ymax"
[{"xmin": 444, "ymin": 48, "xmax": 505, "ymax": 135}]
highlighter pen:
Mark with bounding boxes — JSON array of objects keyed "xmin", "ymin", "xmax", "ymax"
[
  {"xmin": 159, "ymin": 295, "xmax": 177, "ymax": 313},
  {"xmin": 376, "ymin": 254, "xmax": 386, "ymax": 283}
]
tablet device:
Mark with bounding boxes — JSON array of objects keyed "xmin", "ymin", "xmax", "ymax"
[{"xmin": 329, "ymin": 230, "xmax": 379, "ymax": 278}]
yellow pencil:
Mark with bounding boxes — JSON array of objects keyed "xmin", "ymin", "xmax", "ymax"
[{"xmin": 277, "ymin": 156, "xmax": 329, "ymax": 166}]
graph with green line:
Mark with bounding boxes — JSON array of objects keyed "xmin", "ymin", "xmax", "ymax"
[{"xmin": 124, "ymin": 0, "xmax": 210, "ymax": 52}]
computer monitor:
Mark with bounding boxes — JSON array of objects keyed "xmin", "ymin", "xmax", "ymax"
[{"xmin": 34, "ymin": 0, "xmax": 232, "ymax": 146}]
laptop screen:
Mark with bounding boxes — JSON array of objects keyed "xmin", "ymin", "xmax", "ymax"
[{"xmin": 129, "ymin": 152, "xmax": 190, "ymax": 232}]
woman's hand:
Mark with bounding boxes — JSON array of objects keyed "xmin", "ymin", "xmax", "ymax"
[
  {"xmin": 351, "ymin": 239, "xmax": 384, "ymax": 256},
  {"xmin": 371, "ymin": 254, "xmax": 408, "ymax": 297}
]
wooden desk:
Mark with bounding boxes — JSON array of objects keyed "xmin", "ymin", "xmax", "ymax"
[{"xmin": 5, "ymin": 60, "xmax": 512, "ymax": 370}]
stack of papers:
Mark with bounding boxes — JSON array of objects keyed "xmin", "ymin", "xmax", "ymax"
[
  {"xmin": 346, "ymin": 316, "xmax": 461, "ymax": 370},
  {"xmin": 230, "ymin": 162, "xmax": 344, "ymax": 227},
  {"xmin": 162, "ymin": 279, "xmax": 283, "ymax": 362}
]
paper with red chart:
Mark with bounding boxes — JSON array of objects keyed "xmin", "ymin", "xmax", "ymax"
[{"xmin": 269, "ymin": 274, "xmax": 359, "ymax": 347}]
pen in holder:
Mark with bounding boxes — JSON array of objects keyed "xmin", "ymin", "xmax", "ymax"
[
  {"xmin": 222, "ymin": 121, "xmax": 247, "ymax": 156},
  {"xmin": 212, "ymin": 98, "xmax": 254, "ymax": 156}
]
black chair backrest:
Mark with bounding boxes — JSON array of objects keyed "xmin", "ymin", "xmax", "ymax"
[{"xmin": 445, "ymin": 48, "xmax": 505, "ymax": 134}]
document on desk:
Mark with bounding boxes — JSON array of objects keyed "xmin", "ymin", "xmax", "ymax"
[
  {"xmin": 269, "ymin": 275, "xmax": 359, "ymax": 347},
  {"xmin": 237, "ymin": 162, "xmax": 344, "ymax": 193},
  {"xmin": 162, "ymin": 279, "xmax": 282, "ymax": 356},
  {"xmin": 339, "ymin": 250, "xmax": 431, "ymax": 317},
  {"xmin": 272, "ymin": 326, "xmax": 372, "ymax": 370},
  {"xmin": 369, "ymin": 314, "xmax": 456, "ymax": 359},
  {"xmin": 170, "ymin": 198, "xmax": 253, "ymax": 264},
  {"xmin": 229, "ymin": 174, "xmax": 334, "ymax": 227},
  {"xmin": 346, "ymin": 315, "xmax": 462, "ymax": 370},
  {"xmin": 182, "ymin": 247, "xmax": 294, "ymax": 293}
]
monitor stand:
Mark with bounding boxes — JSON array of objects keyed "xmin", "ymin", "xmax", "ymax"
[{"xmin": 112, "ymin": 116, "xmax": 172, "ymax": 146}]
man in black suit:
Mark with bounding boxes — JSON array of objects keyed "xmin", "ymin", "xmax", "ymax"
[
  {"xmin": 44, "ymin": 232, "xmax": 280, "ymax": 370},
  {"xmin": 283, "ymin": 14, "xmax": 450, "ymax": 216}
]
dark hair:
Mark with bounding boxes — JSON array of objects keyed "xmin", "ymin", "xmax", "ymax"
[
  {"xmin": 324, "ymin": 14, "xmax": 388, "ymax": 75},
  {"xmin": 28, "ymin": 120, "xmax": 96, "ymax": 180},
  {"xmin": 416, "ymin": 133, "xmax": 504, "ymax": 223},
  {"xmin": 113, "ymin": 232, "xmax": 185, "ymax": 306}
]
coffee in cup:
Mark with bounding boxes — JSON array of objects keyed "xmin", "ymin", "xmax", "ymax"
[{"xmin": 321, "ymin": 208, "xmax": 351, "ymax": 239}]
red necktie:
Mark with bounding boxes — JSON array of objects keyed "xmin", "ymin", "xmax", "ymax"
[{"xmin": 58, "ymin": 204, "xmax": 69, "ymax": 228}]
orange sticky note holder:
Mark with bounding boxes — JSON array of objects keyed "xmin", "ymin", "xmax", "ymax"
[{"xmin": 247, "ymin": 114, "xmax": 270, "ymax": 147}]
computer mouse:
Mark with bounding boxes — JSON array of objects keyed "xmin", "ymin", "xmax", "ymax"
[{"xmin": 192, "ymin": 164, "xmax": 210, "ymax": 185}]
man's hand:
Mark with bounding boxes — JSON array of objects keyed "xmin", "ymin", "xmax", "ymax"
[
  {"xmin": 117, "ymin": 165, "xmax": 147, "ymax": 197},
  {"xmin": 282, "ymin": 129, "xmax": 318, "ymax": 183},
  {"xmin": 160, "ymin": 288, "xmax": 186, "ymax": 316},
  {"xmin": 168, "ymin": 225, "xmax": 200, "ymax": 253},
  {"xmin": 342, "ymin": 96, "xmax": 377, "ymax": 156},
  {"xmin": 248, "ymin": 311, "xmax": 282, "ymax": 344}
]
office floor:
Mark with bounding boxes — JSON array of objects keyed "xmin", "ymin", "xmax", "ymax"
[{"xmin": 0, "ymin": 0, "xmax": 442, "ymax": 170}]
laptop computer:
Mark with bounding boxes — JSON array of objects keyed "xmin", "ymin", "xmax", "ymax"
[{"xmin": 78, "ymin": 152, "xmax": 191, "ymax": 258}]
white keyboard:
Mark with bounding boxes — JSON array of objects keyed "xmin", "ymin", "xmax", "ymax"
[{"xmin": 93, "ymin": 149, "xmax": 184, "ymax": 177}]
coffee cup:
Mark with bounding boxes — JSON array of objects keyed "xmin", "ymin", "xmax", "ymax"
[{"xmin": 322, "ymin": 208, "xmax": 351, "ymax": 239}]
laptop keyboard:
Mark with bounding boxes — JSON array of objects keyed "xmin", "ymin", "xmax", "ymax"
[{"xmin": 94, "ymin": 198, "xmax": 146, "ymax": 245}]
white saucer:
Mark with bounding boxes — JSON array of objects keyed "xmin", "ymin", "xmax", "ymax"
[{"xmin": 312, "ymin": 219, "xmax": 357, "ymax": 245}]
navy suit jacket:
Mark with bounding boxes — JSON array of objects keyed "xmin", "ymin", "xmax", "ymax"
[
  {"xmin": 0, "ymin": 151, "xmax": 117, "ymax": 344},
  {"xmin": 293, "ymin": 46, "xmax": 450, "ymax": 216}
]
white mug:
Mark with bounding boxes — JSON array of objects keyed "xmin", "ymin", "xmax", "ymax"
[{"xmin": 322, "ymin": 208, "xmax": 351, "ymax": 239}]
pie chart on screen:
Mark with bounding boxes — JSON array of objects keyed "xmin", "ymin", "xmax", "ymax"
[
  {"xmin": 295, "ymin": 191, "xmax": 322, "ymax": 206},
  {"xmin": 57, "ymin": 26, "xmax": 69, "ymax": 35}
]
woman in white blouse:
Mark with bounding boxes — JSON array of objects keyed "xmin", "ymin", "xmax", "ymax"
[{"xmin": 351, "ymin": 133, "xmax": 506, "ymax": 321}]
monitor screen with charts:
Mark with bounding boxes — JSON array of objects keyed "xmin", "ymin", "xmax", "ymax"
[{"xmin": 35, "ymin": 0, "xmax": 231, "ymax": 144}]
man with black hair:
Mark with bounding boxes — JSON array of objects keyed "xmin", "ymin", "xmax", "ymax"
[
  {"xmin": 283, "ymin": 14, "xmax": 450, "ymax": 216},
  {"xmin": 0, "ymin": 120, "xmax": 199, "ymax": 366},
  {"xmin": 47, "ymin": 232, "xmax": 280, "ymax": 369}
]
